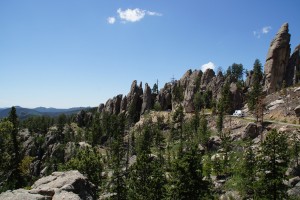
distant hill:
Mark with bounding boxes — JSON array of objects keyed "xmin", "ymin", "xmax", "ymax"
[{"xmin": 0, "ymin": 106, "xmax": 90, "ymax": 120}]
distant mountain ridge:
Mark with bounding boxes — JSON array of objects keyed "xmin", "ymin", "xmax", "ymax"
[{"xmin": 0, "ymin": 106, "xmax": 90, "ymax": 120}]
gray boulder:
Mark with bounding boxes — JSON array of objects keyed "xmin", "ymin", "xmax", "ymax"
[
  {"xmin": 294, "ymin": 105, "xmax": 300, "ymax": 117},
  {"xmin": 0, "ymin": 171, "xmax": 96, "ymax": 200},
  {"xmin": 264, "ymin": 23, "xmax": 291, "ymax": 93},
  {"xmin": 242, "ymin": 123, "xmax": 258, "ymax": 140}
]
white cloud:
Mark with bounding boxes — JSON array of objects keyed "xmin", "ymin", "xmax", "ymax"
[
  {"xmin": 201, "ymin": 62, "xmax": 215, "ymax": 72},
  {"xmin": 147, "ymin": 11, "xmax": 162, "ymax": 16},
  {"xmin": 107, "ymin": 17, "xmax": 116, "ymax": 24},
  {"xmin": 116, "ymin": 8, "xmax": 162, "ymax": 23},
  {"xmin": 262, "ymin": 26, "xmax": 271, "ymax": 34},
  {"xmin": 253, "ymin": 25, "xmax": 272, "ymax": 39}
]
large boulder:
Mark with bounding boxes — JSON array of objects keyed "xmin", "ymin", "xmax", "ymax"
[
  {"xmin": 241, "ymin": 123, "xmax": 258, "ymax": 140},
  {"xmin": 141, "ymin": 83, "xmax": 152, "ymax": 114},
  {"xmin": 264, "ymin": 23, "xmax": 291, "ymax": 93},
  {"xmin": 0, "ymin": 171, "xmax": 96, "ymax": 200},
  {"xmin": 294, "ymin": 105, "xmax": 300, "ymax": 117}
]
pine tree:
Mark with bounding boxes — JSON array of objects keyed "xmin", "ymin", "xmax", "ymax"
[
  {"xmin": 248, "ymin": 59, "xmax": 263, "ymax": 111},
  {"xmin": 110, "ymin": 114, "xmax": 127, "ymax": 199},
  {"xmin": 8, "ymin": 106, "xmax": 23, "ymax": 189},
  {"xmin": 167, "ymin": 144, "xmax": 212, "ymax": 199},
  {"xmin": 255, "ymin": 129, "xmax": 289, "ymax": 199},
  {"xmin": 127, "ymin": 124, "xmax": 166, "ymax": 200},
  {"xmin": 239, "ymin": 141, "xmax": 256, "ymax": 198}
]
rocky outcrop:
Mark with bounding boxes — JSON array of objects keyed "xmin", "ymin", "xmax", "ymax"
[
  {"xmin": 76, "ymin": 110, "xmax": 92, "ymax": 127},
  {"xmin": 286, "ymin": 45, "xmax": 300, "ymax": 86},
  {"xmin": 201, "ymin": 68, "xmax": 215, "ymax": 90},
  {"xmin": 183, "ymin": 70, "xmax": 202, "ymax": 112},
  {"xmin": 156, "ymin": 83, "xmax": 172, "ymax": 110},
  {"xmin": 0, "ymin": 171, "xmax": 96, "ymax": 200},
  {"xmin": 97, "ymin": 103, "xmax": 104, "ymax": 113},
  {"xmin": 294, "ymin": 105, "xmax": 300, "ymax": 117},
  {"xmin": 230, "ymin": 82, "xmax": 243, "ymax": 110},
  {"xmin": 103, "ymin": 94, "xmax": 122, "ymax": 115},
  {"xmin": 126, "ymin": 80, "xmax": 143, "ymax": 121},
  {"xmin": 206, "ymin": 70, "xmax": 224, "ymax": 100},
  {"xmin": 141, "ymin": 83, "xmax": 152, "ymax": 114},
  {"xmin": 112, "ymin": 95, "xmax": 122, "ymax": 115},
  {"xmin": 264, "ymin": 23, "xmax": 291, "ymax": 93},
  {"xmin": 120, "ymin": 95, "xmax": 127, "ymax": 112},
  {"xmin": 179, "ymin": 69, "xmax": 192, "ymax": 89},
  {"xmin": 241, "ymin": 123, "xmax": 258, "ymax": 140}
]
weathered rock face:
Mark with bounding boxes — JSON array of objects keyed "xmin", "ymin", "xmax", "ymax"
[
  {"xmin": 126, "ymin": 80, "xmax": 143, "ymax": 119},
  {"xmin": 230, "ymin": 82, "xmax": 243, "ymax": 110},
  {"xmin": 241, "ymin": 123, "xmax": 258, "ymax": 140},
  {"xmin": 201, "ymin": 68, "xmax": 215, "ymax": 89},
  {"xmin": 245, "ymin": 70, "xmax": 254, "ymax": 89},
  {"xmin": 120, "ymin": 95, "xmax": 127, "ymax": 112},
  {"xmin": 97, "ymin": 103, "xmax": 104, "ymax": 113},
  {"xmin": 179, "ymin": 69, "xmax": 192, "ymax": 89},
  {"xmin": 156, "ymin": 83, "xmax": 172, "ymax": 110},
  {"xmin": 264, "ymin": 23, "xmax": 291, "ymax": 93},
  {"xmin": 112, "ymin": 94, "xmax": 122, "ymax": 115},
  {"xmin": 183, "ymin": 70, "xmax": 202, "ymax": 112},
  {"xmin": 206, "ymin": 70, "xmax": 224, "ymax": 100},
  {"xmin": 141, "ymin": 83, "xmax": 152, "ymax": 114},
  {"xmin": 103, "ymin": 94, "xmax": 122, "ymax": 115},
  {"xmin": 0, "ymin": 171, "xmax": 96, "ymax": 200},
  {"xmin": 286, "ymin": 45, "xmax": 300, "ymax": 86},
  {"xmin": 294, "ymin": 105, "xmax": 300, "ymax": 117}
]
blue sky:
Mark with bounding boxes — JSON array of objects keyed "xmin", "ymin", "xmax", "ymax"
[{"xmin": 1, "ymin": 0, "xmax": 300, "ymax": 108}]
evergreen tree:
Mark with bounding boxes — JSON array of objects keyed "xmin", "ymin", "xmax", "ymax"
[
  {"xmin": 248, "ymin": 59, "xmax": 263, "ymax": 111},
  {"xmin": 231, "ymin": 63, "xmax": 244, "ymax": 81},
  {"xmin": 167, "ymin": 144, "xmax": 212, "ymax": 199},
  {"xmin": 198, "ymin": 113, "xmax": 210, "ymax": 150},
  {"xmin": 127, "ymin": 124, "xmax": 166, "ymax": 200},
  {"xmin": 239, "ymin": 141, "xmax": 256, "ymax": 198},
  {"xmin": 221, "ymin": 81, "xmax": 233, "ymax": 114},
  {"xmin": 110, "ymin": 114, "xmax": 127, "ymax": 199},
  {"xmin": 8, "ymin": 107, "xmax": 23, "ymax": 189},
  {"xmin": 255, "ymin": 129, "xmax": 289, "ymax": 199},
  {"xmin": 0, "ymin": 120, "xmax": 14, "ymax": 192},
  {"xmin": 152, "ymin": 82, "xmax": 159, "ymax": 94},
  {"xmin": 217, "ymin": 100, "xmax": 224, "ymax": 133},
  {"xmin": 61, "ymin": 147, "xmax": 103, "ymax": 186}
]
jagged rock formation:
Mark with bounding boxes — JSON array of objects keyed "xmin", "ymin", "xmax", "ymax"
[
  {"xmin": 156, "ymin": 83, "xmax": 172, "ymax": 110},
  {"xmin": 120, "ymin": 95, "xmax": 127, "ymax": 112},
  {"xmin": 0, "ymin": 171, "xmax": 96, "ymax": 200},
  {"xmin": 201, "ymin": 68, "xmax": 215, "ymax": 90},
  {"xmin": 230, "ymin": 82, "xmax": 243, "ymax": 111},
  {"xmin": 286, "ymin": 45, "xmax": 300, "ymax": 86},
  {"xmin": 206, "ymin": 70, "xmax": 224, "ymax": 100},
  {"xmin": 264, "ymin": 23, "xmax": 291, "ymax": 93},
  {"xmin": 141, "ymin": 83, "xmax": 152, "ymax": 114},
  {"xmin": 126, "ymin": 80, "xmax": 143, "ymax": 116},
  {"xmin": 183, "ymin": 70, "xmax": 202, "ymax": 112}
]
